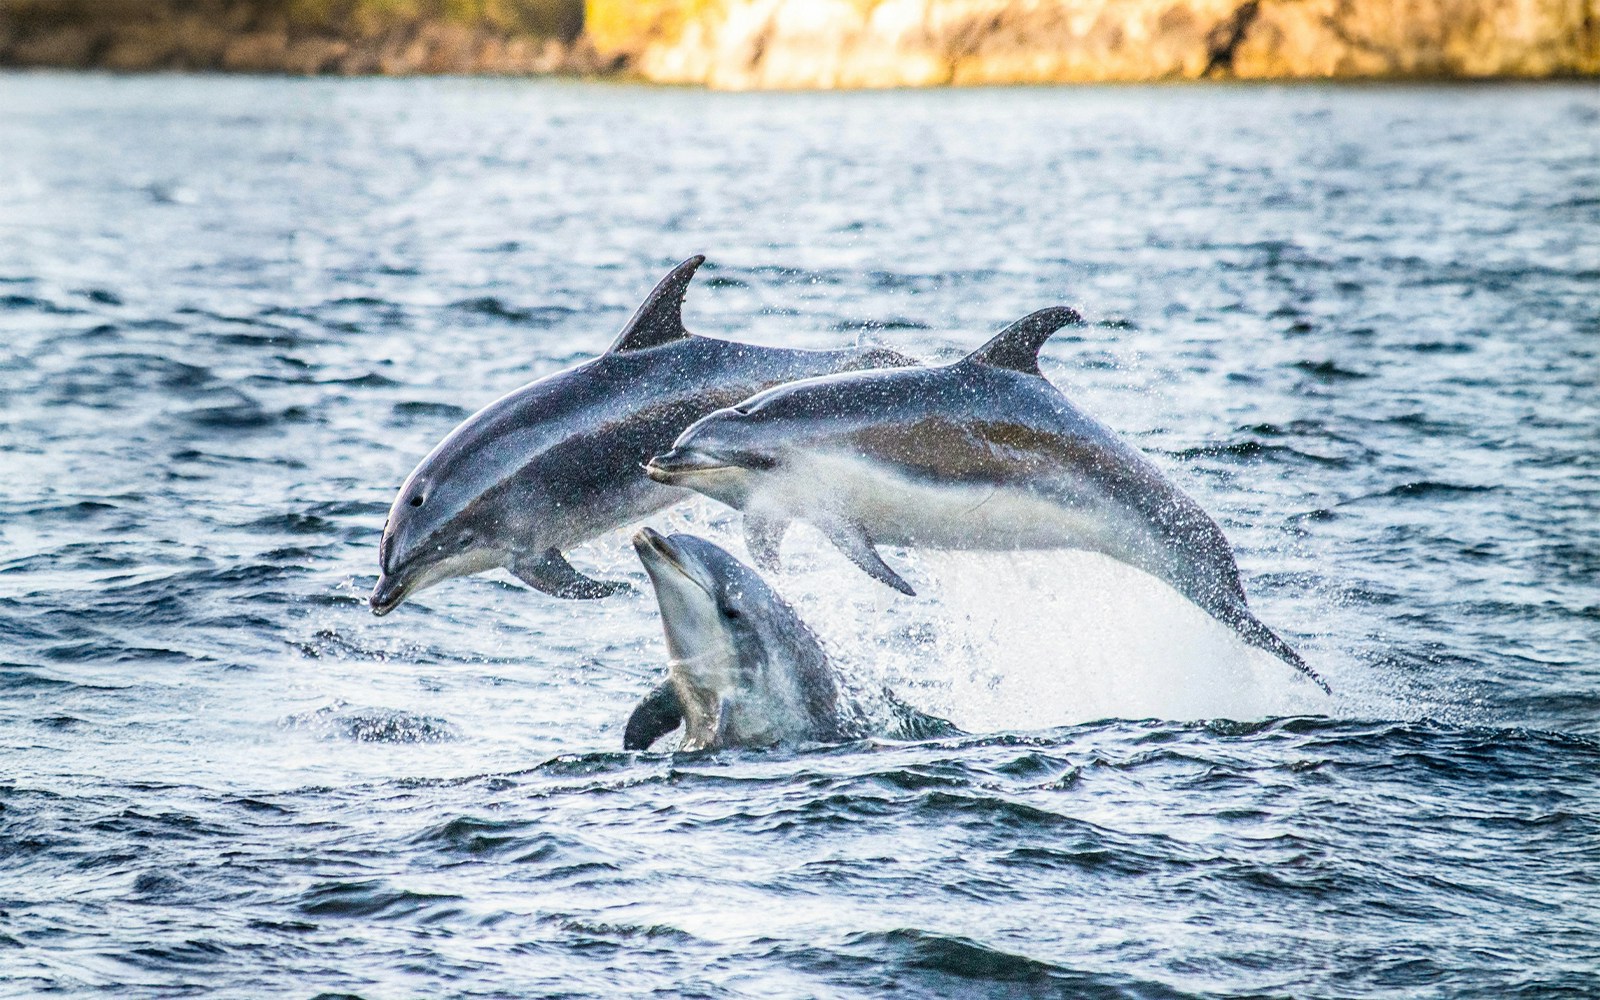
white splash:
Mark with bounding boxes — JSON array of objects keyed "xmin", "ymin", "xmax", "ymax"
[
  {"xmin": 574, "ymin": 507, "xmax": 1346, "ymax": 735},
  {"xmin": 776, "ymin": 536, "xmax": 1334, "ymax": 731}
]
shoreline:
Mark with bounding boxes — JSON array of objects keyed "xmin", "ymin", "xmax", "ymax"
[{"xmin": 5, "ymin": 66, "xmax": 1596, "ymax": 89}]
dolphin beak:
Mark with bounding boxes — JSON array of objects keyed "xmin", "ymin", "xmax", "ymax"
[
  {"xmin": 645, "ymin": 446, "xmax": 770, "ymax": 484},
  {"xmin": 632, "ymin": 526, "xmax": 681, "ymax": 570},
  {"xmin": 644, "ymin": 447, "xmax": 709, "ymax": 484},
  {"xmin": 369, "ymin": 573, "xmax": 408, "ymax": 616},
  {"xmin": 632, "ymin": 527, "xmax": 715, "ymax": 597}
]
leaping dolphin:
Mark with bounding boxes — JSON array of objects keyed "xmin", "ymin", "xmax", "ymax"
[
  {"xmin": 370, "ymin": 256, "xmax": 916, "ymax": 615},
  {"xmin": 645, "ymin": 307, "xmax": 1329, "ymax": 692},
  {"xmin": 625, "ymin": 528, "xmax": 955, "ymax": 750},
  {"xmin": 625, "ymin": 528, "xmax": 846, "ymax": 751}
]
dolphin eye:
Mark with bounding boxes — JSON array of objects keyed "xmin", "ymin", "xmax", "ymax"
[
  {"xmin": 721, "ymin": 604, "xmax": 742, "ymax": 621},
  {"xmin": 409, "ymin": 494, "xmax": 424, "ymax": 508}
]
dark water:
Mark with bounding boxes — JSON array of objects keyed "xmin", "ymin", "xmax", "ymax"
[{"xmin": 2, "ymin": 74, "xmax": 1597, "ymax": 997}]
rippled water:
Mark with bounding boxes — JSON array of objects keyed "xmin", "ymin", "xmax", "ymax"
[{"xmin": 2, "ymin": 75, "xmax": 1597, "ymax": 997}]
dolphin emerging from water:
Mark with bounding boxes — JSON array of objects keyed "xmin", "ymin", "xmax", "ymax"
[
  {"xmin": 646, "ymin": 307, "xmax": 1329, "ymax": 692},
  {"xmin": 625, "ymin": 527, "xmax": 954, "ymax": 751},
  {"xmin": 625, "ymin": 528, "xmax": 847, "ymax": 751},
  {"xmin": 370, "ymin": 256, "xmax": 915, "ymax": 614}
]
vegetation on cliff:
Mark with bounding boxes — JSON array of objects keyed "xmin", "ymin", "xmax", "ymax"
[{"xmin": 0, "ymin": 0, "xmax": 592, "ymax": 73}]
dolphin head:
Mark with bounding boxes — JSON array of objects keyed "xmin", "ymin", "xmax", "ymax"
[
  {"xmin": 644, "ymin": 369, "xmax": 930, "ymax": 505},
  {"xmin": 370, "ymin": 460, "xmax": 512, "ymax": 615},
  {"xmin": 631, "ymin": 527, "xmax": 794, "ymax": 668},
  {"xmin": 369, "ymin": 403, "xmax": 545, "ymax": 615},
  {"xmin": 631, "ymin": 527, "xmax": 833, "ymax": 748}
]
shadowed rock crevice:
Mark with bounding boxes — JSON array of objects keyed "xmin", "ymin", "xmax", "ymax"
[{"xmin": 1203, "ymin": 0, "xmax": 1263, "ymax": 77}]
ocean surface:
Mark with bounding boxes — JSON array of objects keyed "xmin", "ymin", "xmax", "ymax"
[{"xmin": 1, "ymin": 74, "xmax": 1596, "ymax": 998}]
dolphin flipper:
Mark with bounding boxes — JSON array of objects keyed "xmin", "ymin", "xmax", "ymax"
[
  {"xmin": 624, "ymin": 681, "xmax": 683, "ymax": 750},
  {"xmin": 822, "ymin": 520, "xmax": 916, "ymax": 596},
  {"xmin": 511, "ymin": 548, "xmax": 631, "ymax": 600},
  {"xmin": 744, "ymin": 514, "xmax": 788, "ymax": 572}
]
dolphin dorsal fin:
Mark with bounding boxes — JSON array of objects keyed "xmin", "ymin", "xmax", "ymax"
[
  {"xmin": 607, "ymin": 255, "xmax": 706, "ymax": 353},
  {"xmin": 961, "ymin": 306, "xmax": 1083, "ymax": 375}
]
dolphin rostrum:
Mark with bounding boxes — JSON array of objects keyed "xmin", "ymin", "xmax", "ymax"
[
  {"xmin": 645, "ymin": 307, "xmax": 1329, "ymax": 692},
  {"xmin": 370, "ymin": 256, "xmax": 915, "ymax": 615},
  {"xmin": 625, "ymin": 527, "xmax": 848, "ymax": 751}
]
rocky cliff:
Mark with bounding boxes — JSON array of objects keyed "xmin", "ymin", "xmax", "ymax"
[
  {"xmin": 587, "ymin": 0, "xmax": 1600, "ymax": 88},
  {"xmin": 0, "ymin": 0, "xmax": 596, "ymax": 74},
  {"xmin": 4, "ymin": 0, "xmax": 1594, "ymax": 80}
]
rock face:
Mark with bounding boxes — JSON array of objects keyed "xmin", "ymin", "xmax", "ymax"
[
  {"xmin": 587, "ymin": 0, "xmax": 1600, "ymax": 88},
  {"xmin": 0, "ymin": 0, "xmax": 598, "ymax": 74},
  {"xmin": 5, "ymin": 0, "xmax": 1594, "ymax": 80}
]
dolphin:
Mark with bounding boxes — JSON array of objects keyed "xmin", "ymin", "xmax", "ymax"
[
  {"xmin": 645, "ymin": 307, "xmax": 1329, "ymax": 692},
  {"xmin": 624, "ymin": 527, "xmax": 847, "ymax": 751},
  {"xmin": 370, "ymin": 256, "xmax": 915, "ymax": 615},
  {"xmin": 625, "ymin": 528, "xmax": 955, "ymax": 750}
]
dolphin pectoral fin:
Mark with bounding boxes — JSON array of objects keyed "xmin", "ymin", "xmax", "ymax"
[
  {"xmin": 624, "ymin": 681, "xmax": 683, "ymax": 750},
  {"xmin": 822, "ymin": 521, "xmax": 916, "ymax": 597},
  {"xmin": 744, "ymin": 514, "xmax": 788, "ymax": 572},
  {"xmin": 511, "ymin": 548, "xmax": 631, "ymax": 600}
]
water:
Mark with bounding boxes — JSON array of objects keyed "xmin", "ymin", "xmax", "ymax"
[{"xmin": 1, "ymin": 74, "xmax": 1597, "ymax": 997}]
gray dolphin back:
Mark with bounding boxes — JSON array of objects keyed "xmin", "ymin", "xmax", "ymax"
[
  {"xmin": 963, "ymin": 336, "xmax": 1331, "ymax": 692},
  {"xmin": 959, "ymin": 315, "xmax": 1328, "ymax": 690}
]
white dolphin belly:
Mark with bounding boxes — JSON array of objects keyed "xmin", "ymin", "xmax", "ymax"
[{"xmin": 756, "ymin": 450, "xmax": 1132, "ymax": 555}]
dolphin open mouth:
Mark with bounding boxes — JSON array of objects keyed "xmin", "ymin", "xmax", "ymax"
[{"xmin": 368, "ymin": 574, "xmax": 410, "ymax": 616}]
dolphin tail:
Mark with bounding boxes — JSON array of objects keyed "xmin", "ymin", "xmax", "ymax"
[{"xmin": 1221, "ymin": 606, "xmax": 1332, "ymax": 695}]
